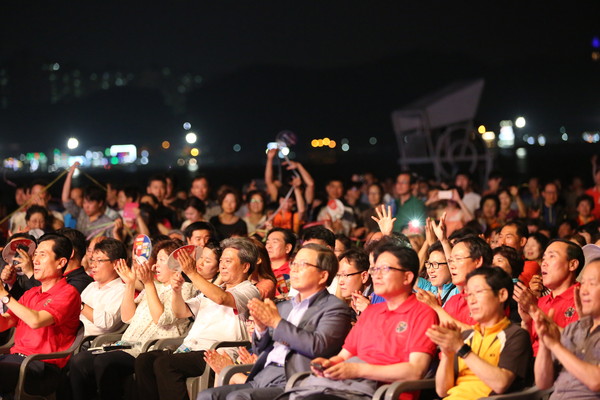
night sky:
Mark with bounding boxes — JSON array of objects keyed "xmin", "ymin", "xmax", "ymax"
[{"xmin": 1, "ymin": 2, "xmax": 599, "ymax": 174}]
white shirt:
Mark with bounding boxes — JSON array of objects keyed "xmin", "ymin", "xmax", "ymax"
[
  {"xmin": 80, "ymin": 277, "xmax": 126, "ymax": 336},
  {"xmin": 182, "ymin": 280, "xmax": 260, "ymax": 351}
]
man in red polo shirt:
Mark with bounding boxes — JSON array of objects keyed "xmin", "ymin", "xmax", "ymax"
[
  {"xmin": 514, "ymin": 239, "xmax": 583, "ymax": 355},
  {"xmin": 0, "ymin": 233, "xmax": 81, "ymax": 396},
  {"xmin": 496, "ymin": 221, "xmax": 540, "ymax": 286},
  {"xmin": 300, "ymin": 243, "xmax": 438, "ymax": 400}
]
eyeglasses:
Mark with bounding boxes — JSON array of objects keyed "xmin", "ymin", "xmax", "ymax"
[
  {"xmin": 290, "ymin": 260, "xmax": 321, "ymax": 271},
  {"xmin": 425, "ymin": 261, "xmax": 448, "ymax": 270},
  {"xmin": 90, "ymin": 258, "xmax": 111, "ymax": 264},
  {"xmin": 464, "ymin": 288, "xmax": 494, "ymax": 300},
  {"xmin": 250, "ymin": 199, "xmax": 263, "ymax": 203},
  {"xmin": 447, "ymin": 256, "xmax": 473, "ymax": 265},
  {"xmin": 368, "ymin": 265, "xmax": 409, "ymax": 276},
  {"xmin": 336, "ymin": 271, "xmax": 362, "ymax": 279}
]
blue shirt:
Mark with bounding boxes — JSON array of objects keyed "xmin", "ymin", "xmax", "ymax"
[{"xmin": 416, "ymin": 277, "xmax": 459, "ymax": 305}]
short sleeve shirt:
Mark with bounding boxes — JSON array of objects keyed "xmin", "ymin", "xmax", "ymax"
[
  {"xmin": 10, "ymin": 278, "xmax": 81, "ymax": 368},
  {"xmin": 533, "ymin": 284, "xmax": 579, "ymax": 355},
  {"xmin": 443, "ymin": 292, "xmax": 477, "ymax": 326}
]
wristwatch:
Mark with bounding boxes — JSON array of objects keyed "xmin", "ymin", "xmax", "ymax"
[
  {"xmin": 1, "ymin": 293, "xmax": 11, "ymax": 305},
  {"xmin": 81, "ymin": 302, "xmax": 85, "ymax": 311},
  {"xmin": 457, "ymin": 343, "xmax": 472, "ymax": 359}
]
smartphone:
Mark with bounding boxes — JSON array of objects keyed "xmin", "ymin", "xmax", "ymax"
[
  {"xmin": 438, "ymin": 190, "xmax": 452, "ymax": 200},
  {"xmin": 310, "ymin": 361, "xmax": 325, "ymax": 372}
]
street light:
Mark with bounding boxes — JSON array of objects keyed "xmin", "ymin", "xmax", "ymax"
[
  {"xmin": 67, "ymin": 137, "xmax": 79, "ymax": 150},
  {"xmin": 515, "ymin": 117, "xmax": 526, "ymax": 128},
  {"xmin": 185, "ymin": 132, "xmax": 197, "ymax": 144}
]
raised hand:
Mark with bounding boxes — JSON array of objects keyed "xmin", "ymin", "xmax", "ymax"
[
  {"xmin": 115, "ymin": 259, "xmax": 136, "ymax": 285},
  {"xmin": 248, "ymin": 298, "xmax": 281, "ymax": 329},
  {"xmin": 135, "ymin": 260, "xmax": 154, "ymax": 285},
  {"xmin": 425, "ymin": 322, "xmax": 463, "ymax": 356},
  {"xmin": 416, "ymin": 288, "xmax": 441, "ymax": 309},
  {"xmin": 431, "ymin": 212, "xmax": 447, "ymax": 242},
  {"xmin": 177, "ymin": 248, "xmax": 197, "ymax": 277},
  {"xmin": 14, "ymin": 248, "xmax": 34, "ymax": 276},
  {"xmin": 531, "ymin": 308, "xmax": 561, "ymax": 349},
  {"xmin": 350, "ymin": 290, "xmax": 371, "ymax": 314},
  {"xmin": 371, "ymin": 204, "xmax": 396, "ymax": 236},
  {"xmin": 170, "ymin": 271, "xmax": 184, "ymax": 293}
]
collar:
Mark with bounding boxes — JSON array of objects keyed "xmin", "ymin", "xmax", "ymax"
[
  {"xmin": 36, "ymin": 278, "xmax": 69, "ymax": 295},
  {"xmin": 292, "ymin": 288, "xmax": 326, "ymax": 307},
  {"xmin": 549, "ymin": 282, "xmax": 578, "ymax": 300},
  {"xmin": 379, "ymin": 293, "xmax": 418, "ymax": 314},
  {"xmin": 473, "ymin": 316, "xmax": 511, "ymax": 336}
]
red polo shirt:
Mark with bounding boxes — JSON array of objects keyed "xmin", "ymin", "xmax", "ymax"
[
  {"xmin": 9, "ymin": 278, "xmax": 81, "ymax": 368},
  {"xmin": 443, "ymin": 292, "xmax": 477, "ymax": 326},
  {"xmin": 343, "ymin": 294, "xmax": 438, "ymax": 400},
  {"xmin": 532, "ymin": 283, "xmax": 579, "ymax": 355}
]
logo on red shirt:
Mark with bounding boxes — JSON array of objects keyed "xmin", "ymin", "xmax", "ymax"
[{"xmin": 396, "ymin": 321, "xmax": 407, "ymax": 333}]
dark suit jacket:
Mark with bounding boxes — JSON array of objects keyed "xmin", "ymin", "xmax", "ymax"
[{"xmin": 247, "ymin": 289, "xmax": 352, "ymax": 382}]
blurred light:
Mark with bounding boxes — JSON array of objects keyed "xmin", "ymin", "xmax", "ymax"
[
  {"xmin": 369, "ymin": 137, "xmax": 377, "ymax": 145},
  {"xmin": 185, "ymin": 132, "xmax": 197, "ymax": 144},
  {"xmin": 311, "ymin": 139, "xmax": 319, "ymax": 148},
  {"xmin": 516, "ymin": 148, "xmax": 527, "ymax": 159},
  {"xmin": 67, "ymin": 137, "xmax": 79, "ymax": 150},
  {"xmin": 582, "ymin": 132, "xmax": 600, "ymax": 143},
  {"xmin": 477, "ymin": 125, "xmax": 486, "ymax": 134},
  {"xmin": 328, "ymin": 140, "xmax": 336, "ymax": 148},
  {"xmin": 189, "ymin": 158, "xmax": 197, "ymax": 166},
  {"xmin": 593, "ymin": 36, "xmax": 600, "ymax": 49},
  {"xmin": 190, "ymin": 148, "xmax": 199, "ymax": 157},
  {"xmin": 341, "ymin": 138, "xmax": 349, "ymax": 145},
  {"xmin": 288, "ymin": 151, "xmax": 296, "ymax": 159},
  {"xmin": 162, "ymin": 140, "xmax": 170, "ymax": 149},
  {"xmin": 559, "ymin": 126, "xmax": 566, "ymax": 134},
  {"xmin": 561, "ymin": 133, "xmax": 568, "ymax": 141},
  {"xmin": 140, "ymin": 157, "xmax": 149, "ymax": 165},
  {"xmin": 52, "ymin": 63, "xmax": 60, "ymax": 71},
  {"xmin": 515, "ymin": 117, "xmax": 526, "ymax": 128},
  {"xmin": 85, "ymin": 150, "xmax": 92, "ymax": 159},
  {"xmin": 110, "ymin": 144, "xmax": 137, "ymax": 163},
  {"xmin": 526, "ymin": 136, "xmax": 535, "ymax": 145},
  {"xmin": 322, "ymin": 138, "xmax": 331, "ymax": 146},
  {"xmin": 482, "ymin": 131, "xmax": 495, "ymax": 141},
  {"xmin": 537, "ymin": 135, "xmax": 546, "ymax": 146},
  {"xmin": 176, "ymin": 158, "xmax": 186, "ymax": 166},
  {"xmin": 280, "ymin": 147, "xmax": 290, "ymax": 156},
  {"xmin": 317, "ymin": 139, "xmax": 323, "ymax": 147},
  {"xmin": 341, "ymin": 143, "xmax": 350, "ymax": 152},
  {"xmin": 110, "ymin": 157, "xmax": 119, "ymax": 165},
  {"xmin": 141, "ymin": 150, "xmax": 149, "ymax": 157},
  {"xmin": 233, "ymin": 144, "xmax": 241, "ymax": 152},
  {"xmin": 498, "ymin": 125, "xmax": 515, "ymax": 148},
  {"xmin": 183, "ymin": 122, "xmax": 191, "ymax": 130}
]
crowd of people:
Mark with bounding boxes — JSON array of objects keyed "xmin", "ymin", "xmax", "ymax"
[{"xmin": 0, "ymin": 150, "xmax": 599, "ymax": 400}]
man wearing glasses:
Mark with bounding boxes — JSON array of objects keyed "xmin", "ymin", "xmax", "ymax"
[
  {"xmin": 287, "ymin": 242, "xmax": 438, "ymax": 400},
  {"xmin": 198, "ymin": 243, "xmax": 352, "ymax": 400}
]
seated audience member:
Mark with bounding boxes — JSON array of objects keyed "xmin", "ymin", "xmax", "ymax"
[
  {"xmin": 243, "ymin": 190, "xmax": 268, "ymax": 236},
  {"xmin": 190, "ymin": 175, "xmax": 221, "ymax": 220},
  {"xmin": 496, "ymin": 221, "xmax": 539, "ymax": 285},
  {"xmin": 198, "ymin": 243, "xmax": 353, "ymax": 400},
  {"xmin": 0, "ymin": 234, "xmax": 80, "ymax": 397},
  {"xmin": 492, "ymin": 245, "xmax": 524, "ymax": 282},
  {"xmin": 514, "ymin": 239, "xmax": 584, "ymax": 356},
  {"xmin": 427, "ymin": 267, "xmax": 532, "ymax": 400},
  {"xmin": 301, "ymin": 225, "xmax": 336, "ymax": 250},
  {"xmin": 417, "ymin": 241, "xmax": 460, "ymax": 306},
  {"xmin": 146, "ymin": 174, "xmax": 178, "ymax": 228},
  {"xmin": 135, "ymin": 238, "xmax": 262, "ymax": 400},
  {"xmin": 523, "ymin": 232, "xmax": 549, "ymax": 265},
  {"xmin": 534, "ymin": 257, "xmax": 600, "ymax": 399},
  {"xmin": 575, "ymin": 193, "xmax": 595, "ymax": 226},
  {"xmin": 62, "ymin": 164, "xmax": 117, "ymax": 238},
  {"xmin": 1, "ymin": 234, "xmax": 41, "ymax": 300},
  {"xmin": 248, "ymin": 238, "xmax": 277, "ymax": 300},
  {"xmin": 418, "ymin": 235, "xmax": 492, "ymax": 329},
  {"xmin": 9, "ymin": 181, "xmax": 64, "ymax": 235},
  {"xmin": 57, "ymin": 228, "xmax": 94, "ymax": 293},
  {"xmin": 210, "ymin": 187, "xmax": 248, "ymax": 240},
  {"xmin": 24, "ymin": 205, "xmax": 49, "ymax": 234},
  {"xmin": 195, "ymin": 240, "xmax": 222, "ymax": 283},
  {"xmin": 336, "ymin": 248, "xmax": 373, "ymax": 317},
  {"xmin": 184, "ymin": 221, "xmax": 216, "ymax": 248},
  {"xmin": 80, "ymin": 238, "xmax": 127, "ymax": 336},
  {"xmin": 180, "ymin": 196, "xmax": 207, "ymax": 231},
  {"xmin": 69, "ymin": 239, "xmax": 195, "ymax": 400},
  {"xmin": 265, "ymin": 228, "xmax": 296, "ymax": 296},
  {"xmin": 334, "ymin": 234, "xmax": 351, "ymax": 258},
  {"xmin": 316, "ymin": 178, "xmax": 356, "ymax": 236},
  {"xmin": 297, "ymin": 243, "xmax": 439, "ymax": 400}
]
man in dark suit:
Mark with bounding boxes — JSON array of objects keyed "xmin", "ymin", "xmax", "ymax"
[{"xmin": 198, "ymin": 243, "xmax": 353, "ymax": 400}]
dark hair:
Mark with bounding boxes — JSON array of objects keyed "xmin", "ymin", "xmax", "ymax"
[
  {"xmin": 84, "ymin": 185, "xmax": 106, "ymax": 203},
  {"xmin": 38, "ymin": 233, "xmax": 73, "ymax": 265},
  {"xmin": 335, "ymin": 234, "xmax": 352, "ymax": 252},
  {"xmin": 56, "ymin": 228, "xmax": 86, "ymax": 262},
  {"xmin": 373, "ymin": 242, "xmax": 420, "ymax": 286},
  {"xmin": 367, "ymin": 183, "xmax": 384, "ymax": 203},
  {"xmin": 25, "ymin": 205, "xmax": 49, "ymax": 223},
  {"xmin": 454, "ymin": 235, "xmax": 493, "ymax": 267},
  {"xmin": 502, "ymin": 220, "xmax": 529, "ymax": 240},
  {"xmin": 246, "ymin": 190, "xmax": 267, "ymax": 211},
  {"xmin": 299, "ymin": 243, "xmax": 339, "ymax": 286},
  {"xmin": 548, "ymin": 238, "xmax": 585, "ymax": 276},
  {"xmin": 466, "ymin": 266, "xmax": 514, "ymax": 306},
  {"xmin": 528, "ymin": 233, "xmax": 549, "ymax": 253},
  {"xmin": 267, "ymin": 228, "xmax": 297, "ymax": 256},
  {"xmin": 203, "ymin": 240, "xmax": 223, "ymax": 265},
  {"xmin": 566, "ymin": 234, "xmax": 586, "ymax": 247},
  {"xmin": 138, "ymin": 203, "xmax": 161, "ymax": 237},
  {"xmin": 339, "ymin": 248, "xmax": 370, "ymax": 272},
  {"xmin": 148, "ymin": 174, "xmax": 167, "ymax": 186},
  {"xmin": 249, "ymin": 237, "xmax": 277, "ymax": 285},
  {"xmin": 183, "ymin": 196, "xmax": 207, "ymax": 216},
  {"xmin": 576, "ymin": 194, "xmax": 595, "ymax": 210},
  {"xmin": 184, "ymin": 221, "xmax": 216, "ymax": 240},
  {"xmin": 120, "ymin": 186, "xmax": 140, "ymax": 203},
  {"xmin": 94, "ymin": 238, "xmax": 127, "ymax": 261},
  {"xmin": 301, "ymin": 226, "xmax": 336, "ymax": 249},
  {"xmin": 479, "ymin": 194, "xmax": 500, "ymax": 213},
  {"xmin": 221, "ymin": 237, "xmax": 259, "ymax": 275},
  {"xmin": 449, "ymin": 225, "xmax": 483, "ymax": 243},
  {"xmin": 493, "ymin": 245, "xmax": 524, "ymax": 278},
  {"xmin": 218, "ymin": 187, "xmax": 242, "ymax": 212},
  {"xmin": 426, "ymin": 241, "xmax": 445, "ymax": 259},
  {"xmin": 397, "ymin": 171, "xmax": 415, "ymax": 185}
]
